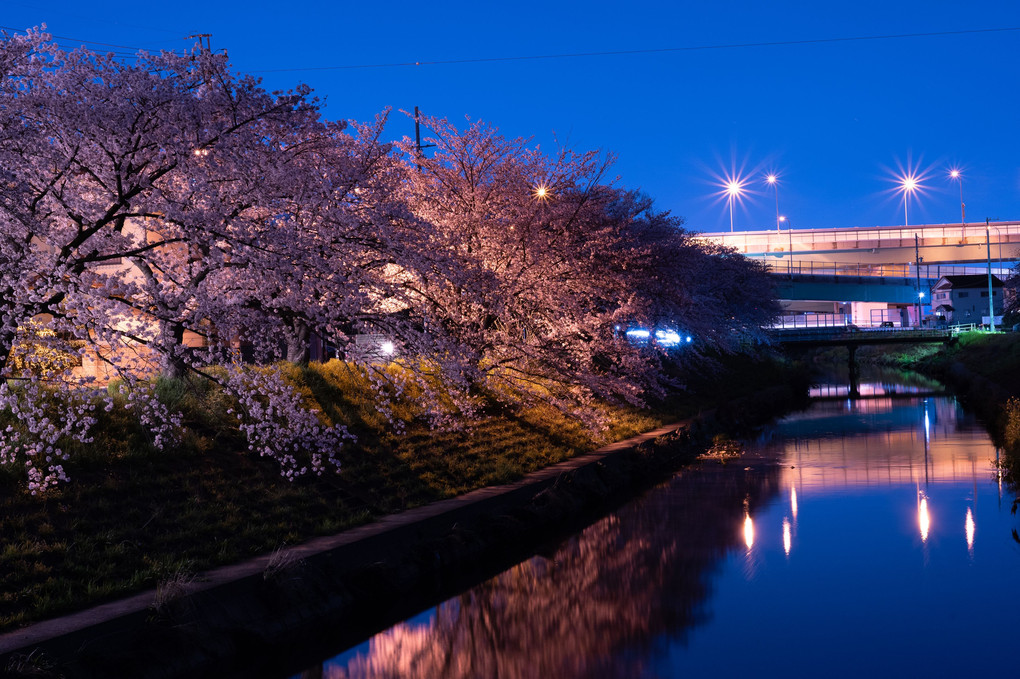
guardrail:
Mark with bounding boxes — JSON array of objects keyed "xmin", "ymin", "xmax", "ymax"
[
  {"xmin": 698, "ymin": 220, "xmax": 1020, "ymax": 253},
  {"xmin": 773, "ymin": 326, "xmax": 956, "ymax": 343},
  {"xmin": 767, "ymin": 261, "xmax": 1011, "ymax": 279}
]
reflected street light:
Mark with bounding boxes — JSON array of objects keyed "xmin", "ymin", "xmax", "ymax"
[
  {"xmin": 766, "ymin": 174, "xmax": 781, "ymax": 232},
  {"xmin": 918, "ymin": 492, "xmax": 931, "ymax": 543},
  {"xmin": 949, "ymin": 169, "xmax": 965, "ymax": 224},
  {"xmin": 726, "ymin": 179, "xmax": 744, "ymax": 232}
]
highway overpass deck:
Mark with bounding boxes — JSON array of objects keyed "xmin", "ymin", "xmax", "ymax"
[{"xmin": 699, "ymin": 220, "xmax": 1020, "ymax": 265}]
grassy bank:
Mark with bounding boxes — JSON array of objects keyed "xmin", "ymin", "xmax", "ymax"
[
  {"xmin": 895, "ymin": 332, "xmax": 1020, "ymax": 493},
  {"xmin": 0, "ymin": 352, "xmax": 808, "ymax": 633},
  {"xmin": 901, "ymin": 332, "xmax": 1020, "ymax": 432}
]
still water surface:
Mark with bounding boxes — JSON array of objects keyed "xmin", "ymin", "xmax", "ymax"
[{"xmin": 294, "ymin": 380, "xmax": 1020, "ymax": 678}]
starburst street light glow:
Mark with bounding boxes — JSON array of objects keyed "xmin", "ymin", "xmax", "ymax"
[
  {"xmin": 722, "ymin": 176, "xmax": 746, "ymax": 233},
  {"xmin": 533, "ymin": 184, "xmax": 550, "ymax": 201},
  {"xmin": 949, "ymin": 168, "xmax": 965, "ymax": 223},
  {"xmin": 897, "ymin": 172, "xmax": 923, "ymax": 226},
  {"xmin": 765, "ymin": 173, "xmax": 781, "ymax": 231}
]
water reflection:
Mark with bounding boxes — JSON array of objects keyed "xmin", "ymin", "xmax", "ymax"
[
  {"xmin": 295, "ymin": 391, "xmax": 1020, "ymax": 679},
  {"xmin": 296, "ymin": 462, "xmax": 780, "ymax": 679},
  {"xmin": 966, "ymin": 506, "xmax": 976, "ymax": 550},
  {"xmin": 918, "ymin": 492, "xmax": 931, "ymax": 542}
]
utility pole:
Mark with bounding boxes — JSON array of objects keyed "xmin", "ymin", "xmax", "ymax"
[
  {"xmin": 914, "ymin": 234, "xmax": 922, "ymax": 328},
  {"xmin": 185, "ymin": 34, "xmax": 213, "ymax": 55},
  {"xmin": 413, "ymin": 106, "xmax": 436, "ymax": 172},
  {"xmin": 986, "ymin": 218, "xmax": 996, "ymax": 332}
]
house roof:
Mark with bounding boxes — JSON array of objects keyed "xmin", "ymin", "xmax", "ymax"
[{"xmin": 933, "ymin": 274, "xmax": 1003, "ymax": 290}]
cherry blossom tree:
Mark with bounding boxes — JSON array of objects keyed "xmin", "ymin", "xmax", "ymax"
[
  {"xmin": 0, "ymin": 29, "xmax": 780, "ymax": 492},
  {"xmin": 396, "ymin": 115, "xmax": 779, "ymax": 420},
  {"xmin": 0, "ymin": 30, "xmax": 357, "ymax": 488}
]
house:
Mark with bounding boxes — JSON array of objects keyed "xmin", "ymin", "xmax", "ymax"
[{"xmin": 931, "ymin": 274, "xmax": 1004, "ymax": 325}]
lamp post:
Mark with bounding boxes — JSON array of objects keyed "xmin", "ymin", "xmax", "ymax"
[
  {"xmin": 987, "ymin": 223, "xmax": 1005, "ymax": 274},
  {"xmin": 726, "ymin": 180, "xmax": 743, "ymax": 232},
  {"xmin": 986, "ymin": 218, "xmax": 996, "ymax": 332},
  {"xmin": 949, "ymin": 169, "xmax": 965, "ymax": 224},
  {"xmin": 766, "ymin": 174, "xmax": 780, "ymax": 232},
  {"xmin": 900, "ymin": 174, "xmax": 919, "ymax": 226},
  {"xmin": 779, "ymin": 215, "xmax": 793, "ymax": 277},
  {"xmin": 915, "ymin": 234, "xmax": 922, "ymax": 328}
]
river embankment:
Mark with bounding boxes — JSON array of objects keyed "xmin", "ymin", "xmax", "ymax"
[
  {"xmin": 887, "ymin": 332, "xmax": 1020, "ymax": 448},
  {"xmin": 0, "ymin": 354, "xmax": 810, "ymax": 678}
]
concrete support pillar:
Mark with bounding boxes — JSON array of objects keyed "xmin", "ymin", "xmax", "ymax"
[{"xmin": 848, "ymin": 344, "xmax": 860, "ymax": 398}]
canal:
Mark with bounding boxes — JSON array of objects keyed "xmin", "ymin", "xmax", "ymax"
[{"xmin": 289, "ymin": 373, "xmax": 1020, "ymax": 678}]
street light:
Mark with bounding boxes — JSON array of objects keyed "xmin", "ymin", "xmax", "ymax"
[
  {"xmin": 779, "ymin": 215, "xmax": 793, "ymax": 276},
  {"xmin": 725, "ymin": 179, "xmax": 744, "ymax": 232},
  {"xmin": 766, "ymin": 174, "xmax": 781, "ymax": 232},
  {"xmin": 949, "ymin": 169, "xmax": 965, "ymax": 224},
  {"xmin": 899, "ymin": 174, "xmax": 920, "ymax": 226},
  {"xmin": 986, "ymin": 219, "xmax": 996, "ymax": 332}
]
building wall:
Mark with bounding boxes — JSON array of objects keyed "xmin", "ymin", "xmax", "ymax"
[{"xmin": 932, "ymin": 284, "xmax": 1003, "ymax": 325}]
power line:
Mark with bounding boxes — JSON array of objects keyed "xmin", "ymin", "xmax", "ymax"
[
  {"xmin": 0, "ymin": 25, "xmax": 161, "ymax": 53},
  {"xmin": 249, "ymin": 26, "xmax": 1020, "ymax": 73}
]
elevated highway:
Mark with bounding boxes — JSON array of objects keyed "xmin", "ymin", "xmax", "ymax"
[
  {"xmin": 773, "ymin": 263, "xmax": 1010, "ymax": 304},
  {"xmin": 698, "ymin": 221, "xmax": 1017, "ymax": 327},
  {"xmin": 699, "ymin": 221, "xmax": 1020, "ymax": 266}
]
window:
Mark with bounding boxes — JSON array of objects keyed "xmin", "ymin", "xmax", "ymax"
[
  {"xmin": 981, "ymin": 291, "xmax": 988, "ymax": 298},
  {"xmin": 958, "ymin": 291, "xmax": 969, "ymax": 298}
]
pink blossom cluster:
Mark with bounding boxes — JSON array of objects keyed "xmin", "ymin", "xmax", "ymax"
[
  {"xmin": 0, "ymin": 380, "xmax": 99, "ymax": 494},
  {"xmin": 226, "ymin": 367, "xmax": 351, "ymax": 480},
  {"xmin": 119, "ymin": 384, "xmax": 183, "ymax": 451}
]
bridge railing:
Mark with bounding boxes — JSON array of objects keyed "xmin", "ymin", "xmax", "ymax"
[
  {"xmin": 772, "ymin": 326, "xmax": 956, "ymax": 342},
  {"xmin": 773, "ymin": 314, "xmax": 850, "ymax": 329},
  {"xmin": 766, "ymin": 261, "xmax": 1012, "ymax": 279},
  {"xmin": 700, "ymin": 220, "xmax": 1020, "ymax": 254}
]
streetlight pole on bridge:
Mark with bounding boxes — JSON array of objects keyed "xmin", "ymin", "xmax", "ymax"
[
  {"xmin": 766, "ymin": 174, "xmax": 781, "ymax": 232},
  {"xmin": 987, "ymin": 219, "xmax": 996, "ymax": 333},
  {"xmin": 726, "ymin": 179, "xmax": 744, "ymax": 233},
  {"xmin": 900, "ymin": 174, "xmax": 919, "ymax": 227},
  {"xmin": 779, "ymin": 216, "xmax": 793, "ymax": 277},
  {"xmin": 949, "ymin": 169, "xmax": 965, "ymax": 224}
]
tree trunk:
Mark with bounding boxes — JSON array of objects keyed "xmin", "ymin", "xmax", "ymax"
[
  {"xmin": 161, "ymin": 321, "xmax": 190, "ymax": 380},
  {"xmin": 284, "ymin": 320, "xmax": 311, "ymax": 365}
]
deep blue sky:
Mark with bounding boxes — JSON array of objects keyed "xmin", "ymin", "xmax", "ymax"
[{"xmin": 3, "ymin": 1, "xmax": 1019, "ymax": 233}]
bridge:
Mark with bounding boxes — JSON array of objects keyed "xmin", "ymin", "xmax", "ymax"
[
  {"xmin": 771, "ymin": 326, "xmax": 961, "ymax": 397},
  {"xmin": 699, "ymin": 221, "xmax": 1020, "ymax": 266},
  {"xmin": 698, "ymin": 221, "xmax": 1017, "ymax": 328},
  {"xmin": 773, "ymin": 326, "xmax": 958, "ymax": 346}
]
